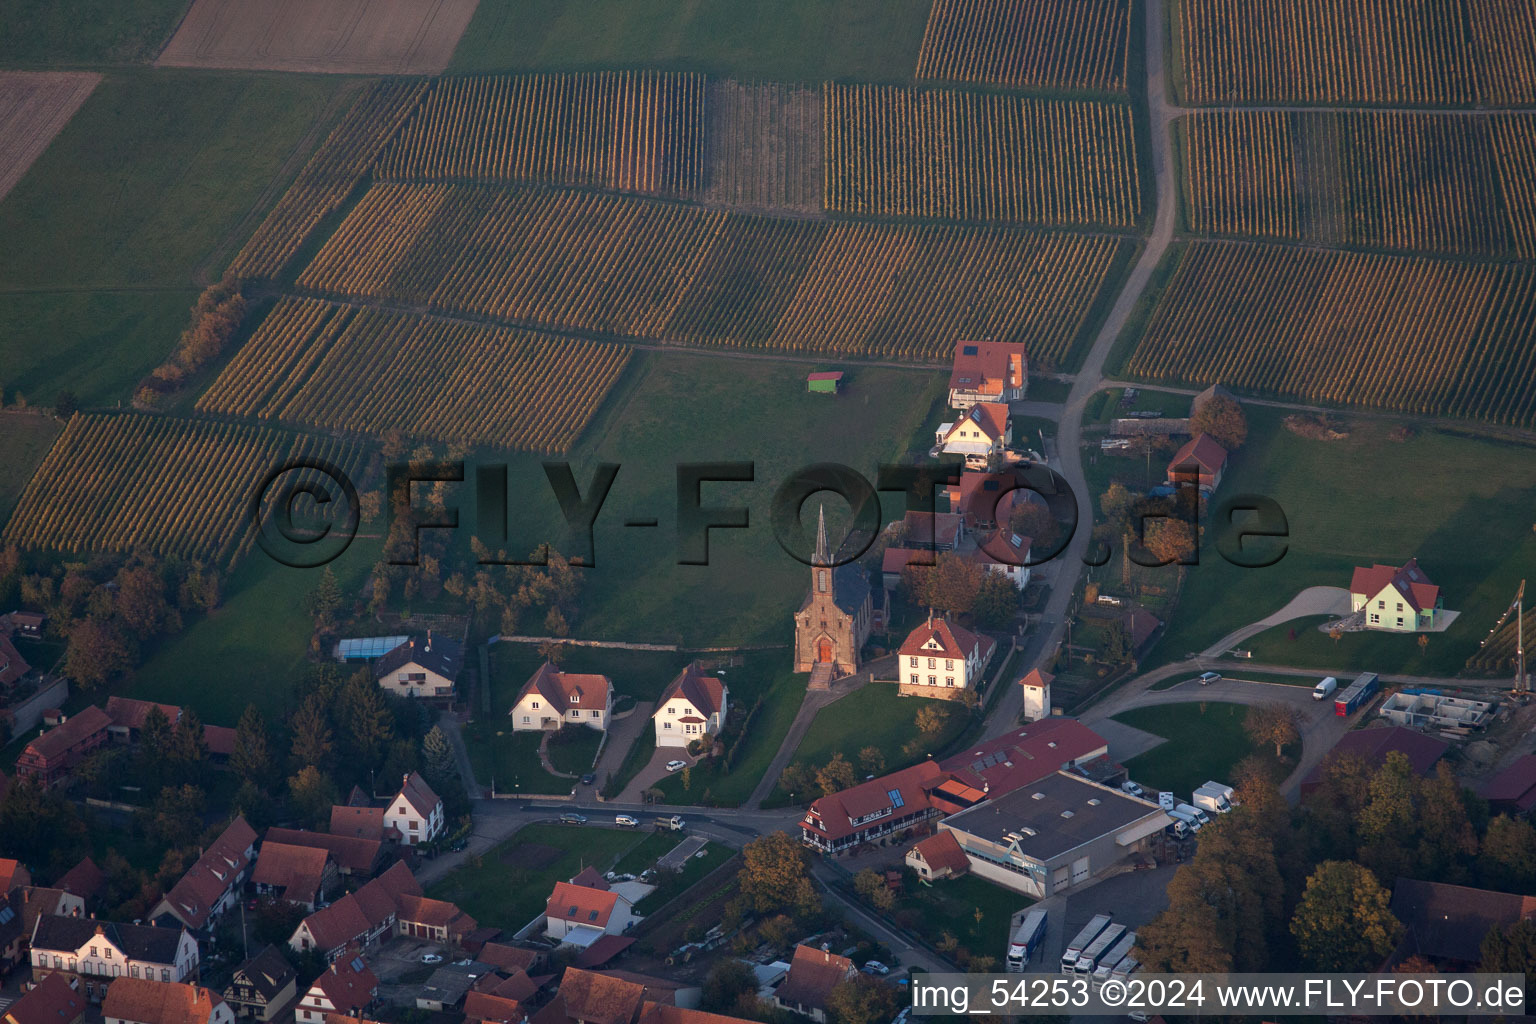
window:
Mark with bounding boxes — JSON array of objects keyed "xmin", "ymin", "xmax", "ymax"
[
  {"xmin": 522, "ymin": 716, "xmax": 530, "ymax": 724},
  {"xmin": 1370, "ymin": 614, "xmax": 1380, "ymax": 624},
  {"xmin": 410, "ymin": 820, "xmax": 420, "ymax": 831},
  {"xmin": 131, "ymin": 966, "xmax": 139, "ymax": 978},
  {"xmin": 945, "ymin": 659, "xmax": 953, "ymax": 670},
  {"xmin": 927, "ymin": 658, "xmax": 936, "ymax": 669},
  {"xmin": 663, "ymin": 722, "xmax": 672, "ymax": 730},
  {"xmin": 946, "ymin": 677, "xmax": 955, "ymax": 686},
  {"xmin": 1396, "ymin": 602, "xmax": 1404, "ymax": 612},
  {"xmin": 54, "ymin": 955, "xmax": 63, "ymax": 968},
  {"xmin": 162, "ymin": 969, "xmax": 171, "ymax": 982},
  {"xmin": 817, "ymin": 570, "xmax": 828, "ymax": 593},
  {"xmin": 1378, "ymin": 599, "xmax": 1386, "ymax": 609},
  {"xmin": 90, "ymin": 947, "xmax": 97, "ymax": 958},
  {"xmin": 667, "ymin": 707, "xmax": 675, "ymax": 714},
  {"xmin": 104, "ymin": 949, "xmax": 112, "ymax": 959},
  {"xmin": 887, "ymin": 789, "xmax": 905, "ymax": 808},
  {"xmin": 909, "ymin": 674, "xmax": 918, "ymax": 684},
  {"xmin": 592, "ymin": 710, "xmax": 600, "ymax": 718},
  {"xmin": 928, "ymin": 676, "xmax": 936, "ymax": 685},
  {"xmin": 531, "ymin": 701, "xmax": 540, "ymax": 709},
  {"xmin": 909, "ymin": 657, "xmax": 918, "ymax": 667},
  {"xmin": 569, "ymin": 694, "xmax": 577, "ymax": 704}
]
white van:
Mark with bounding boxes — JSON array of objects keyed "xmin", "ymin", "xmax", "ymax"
[
  {"xmin": 1313, "ymin": 676, "xmax": 1339, "ymax": 700},
  {"xmin": 1177, "ymin": 802, "xmax": 1211, "ymax": 827},
  {"xmin": 1167, "ymin": 806, "xmax": 1202, "ymax": 833}
]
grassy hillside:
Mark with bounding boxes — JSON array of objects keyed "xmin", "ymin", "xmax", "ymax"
[{"xmin": 450, "ymin": 0, "xmax": 932, "ymax": 83}]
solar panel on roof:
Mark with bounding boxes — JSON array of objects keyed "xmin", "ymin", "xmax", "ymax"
[{"xmin": 962, "ymin": 345, "xmax": 978, "ymax": 355}]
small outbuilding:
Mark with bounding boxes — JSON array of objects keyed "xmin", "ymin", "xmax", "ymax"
[{"xmin": 806, "ymin": 372, "xmax": 842, "ymax": 394}]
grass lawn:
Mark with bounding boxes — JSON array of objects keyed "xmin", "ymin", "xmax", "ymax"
[
  {"xmin": 0, "ymin": 70, "xmax": 344, "ymax": 289},
  {"xmin": 450, "ymin": 0, "xmax": 932, "ymax": 83},
  {"xmin": 547, "ymin": 726, "xmax": 604, "ymax": 775},
  {"xmin": 781, "ymin": 682, "xmax": 970, "ymax": 784},
  {"xmin": 1145, "ymin": 409, "xmax": 1536, "ymax": 676},
  {"xmin": 124, "ymin": 532, "xmax": 383, "ymax": 726},
  {"xmin": 632, "ymin": 841, "xmax": 734, "ymax": 915},
  {"xmin": 612, "ymin": 831, "xmax": 679, "ymax": 875},
  {"xmin": 0, "ymin": 290, "xmax": 195, "ymax": 408},
  {"xmin": 0, "ymin": 0, "xmax": 189, "ymax": 66},
  {"xmin": 428, "ymin": 823, "xmax": 654, "ymax": 932},
  {"xmin": 653, "ymin": 656, "xmax": 806, "ymax": 807},
  {"xmin": 462, "ymin": 728, "xmax": 571, "ymax": 796},
  {"xmin": 1241, "ymin": 615, "xmax": 1479, "ymax": 680},
  {"xmin": 485, "ymin": 642, "xmax": 688, "ymax": 707},
  {"xmin": 1114, "ymin": 701, "xmax": 1298, "ymax": 796},
  {"xmin": 888, "ymin": 873, "xmax": 1027, "ymax": 966},
  {"xmin": 0, "ymin": 413, "xmax": 61, "ymax": 526}
]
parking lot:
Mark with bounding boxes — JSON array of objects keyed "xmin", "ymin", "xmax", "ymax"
[{"xmin": 1009, "ymin": 863, "xmax": 1177, "ymax": 974}]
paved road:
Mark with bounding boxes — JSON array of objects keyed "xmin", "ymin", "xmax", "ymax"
[{"xmin": 1199, "ymin": 586, "xmax": 1351, "ymax": 657}]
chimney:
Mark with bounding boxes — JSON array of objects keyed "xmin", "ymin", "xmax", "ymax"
[{"xmin": 426, "ymin": 629, "xmax": 432, "ymax": 652}]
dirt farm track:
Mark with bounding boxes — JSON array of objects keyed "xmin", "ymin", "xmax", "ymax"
[
  {"xmin": 0, "ymin": 72, "xmax": 100, "ymax": 204},
  {"xmin": 157, "ymin": 0, "xmax": 481, "ymax": 75}
]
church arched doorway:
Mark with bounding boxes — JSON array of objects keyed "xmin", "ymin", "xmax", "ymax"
[{"xmin": 816, "ymin": 637, "xmax": 833, "ymax": 663}]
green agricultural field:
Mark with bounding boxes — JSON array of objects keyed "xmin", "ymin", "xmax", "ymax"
[
  {"xmin": 428, "ymin": 824, "xmax": 653, "ymax": 931},
  {"xmin": 1144, "ymin": 409, "xmax": 1536, "ymax": 675},
  {"xmin": 0, "ymin": 70, "xmax": 345, "ymax": 289},
  {"xmin": 0, "ymin": 0, "xmax": 189, "ymax": 66},
  {"xmin": 0, "ymin": 414, "xmax": 61, "ymax": 527},
  {"xmin": 450, "ymin": 0, "xmax": 932, "ymax": 83},
  {"xmin": 0, "ymin": 291, "xmax": 195, "ymax": 408},
  {"xmin": 1115, "ymin": 701, "xmax": 1298, "ymax": 795}
]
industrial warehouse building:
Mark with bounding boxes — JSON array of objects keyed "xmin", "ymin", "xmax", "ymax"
[{"xmin": 937, "ymin": 772, "xmax": 1169, "ymax": 898}]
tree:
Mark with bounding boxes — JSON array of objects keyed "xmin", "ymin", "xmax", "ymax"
[
  {"xmin": 1243, "ymin": 703, "xmax": 1300, "ymax": 758},
  {"xmin": 422, "ymin": 726, "xmax": 457, "ymax": 784},
  {"xmin": 232, "ymin": 780, "xmax": 277, "ymax": 829},
  {"xmin": 1101, "ymin": 620, "xmax": 1132, "ymax": 664},
  {"xmin": 114, "ymin": 563, "xmax": 167, "ymax": 634},
  {"xmin": 702, "ymin": 959, "xmax": 758, "ymax": 1013},
  {"xmin": 1009, "ymin": 498, "xmax": 1060, "ymax": 549},
  {"xmin": 135, "ymin": 704, "xmax": 174, "ymax": 788},
  {"xmin": 288, "ymin": 766, "xmax": 341, "ymax": 828},
  {"xmin": 306, "ymin": 566, "xmax": 343, "ymax": 630},
  {"xmin": 817, "ymin": 754, "xmax": 856, "ymax": 796},
  {"xmin": 63, "ymin": 615, "xmax": 131, "ymax": 688},
  {"xmin": 739, "ymin": 831, "xmax": 819, "ymax": 917},
  {"xmin": 857, "ymin": 747, "xmax": 885, "ymax": 777},
  {"xmin": 1481, "ymin": 919, "xmax": 1536, "ymax": 1000},
  {"xmin": 915, "ymin": 705, "xmax": 950, "ymax": 737},
  {"xmin": 903, "ymin": 553, "xmax": 985, "ymax": 616},
  {"xmin": 1189, "ymin": 393, "xmax": 1248, "ymax": 449},
  {"xmin": 336, "ymin": 673, "xmax": 394, "ymax": 770},
  {"xmin": 826, "ymin": 975, "xmax": 899, "ymax": 1024},
  {"xmin": 1481, "ymin": 815, "xmax": 1536, "ymax": 893},
  {"xmin": 853, "ymin": 868, "xmax": 895, "ymax": 911},
  {"xmin": 147, "ymin": 784, "xmax": 207, "ymax": 850},
  {"xmin": 232, "ymin": 704, "xmax": 274, "ymax": 786},
  {"xmin": 289, "ymin": 694, "xmax": 334, "ymax": 770},
  {"xmin": 0, "ymin": 775, "xmax": 87, "ymax": 867},
  {"xmin": 779, "ymin": 762, "xmax": 815, "ymax": 799},
  {"xmin": 1099, "ymin": 483, "xmax": 1136, "ymax": 531},
  {"xmin": 168, "ymin": 706, "xmax": 209, "ymax": 782},
  {"xmin": 1291, "ymin": 861, "xmax": 1401, "ymax": 971},
  {"xmin": 972, "ymin": 572, "xmax": 1020, "ymax": 629},
  {"xmin": 1141, "ymin": 515, "xmax": 1198, "ymax": 568}
]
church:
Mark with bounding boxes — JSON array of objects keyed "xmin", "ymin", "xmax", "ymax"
[{"xmin": 793, "ymin": 505, "xmax": 873, "ymax": 678}]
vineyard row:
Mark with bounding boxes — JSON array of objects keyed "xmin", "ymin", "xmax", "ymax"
[{"xmin": 917, "ymin": 0, "xmax": 1132, "ymax": 93}]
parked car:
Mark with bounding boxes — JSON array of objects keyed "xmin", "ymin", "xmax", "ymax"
[
  {"xmin": 560, "ymin": 812, "xmax": 588, "ymax": 825},
  {"xmin": 615, "ymin": 814, "xmax": 639, "ymax": 828},
  {"xmin": 1198, "ymin": 671, "xmax": 1221, "ymax": 685},
  {"xmin": 658, "ymin": 815, "xmax": 686, "ymax": 831},
  {"xmin": 665, "ymin": 760, "xmax": 687, "ymax": 772},
  {"xmin": 862, "ymin": 960, "xmax": 890, "ymax": 975},
  {"xmin": 421, "ymin": 953, "xmax": 444, "ymax": 964},
  {"xmin": 1120, "ymin": 780, "xmax": 1145, "ymax": 798},
  {"xmin": 448, "ymin": 838, "xmax": 468, "ymax": 852},
  {"xmin": 580, "ymin": 773, "xmax": 596, "ymax": 785}
]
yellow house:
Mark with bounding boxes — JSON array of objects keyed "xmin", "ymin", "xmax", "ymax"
[{"xmin": 1350, "ymin": 558, "xmax": 1443, "ymax": 632}]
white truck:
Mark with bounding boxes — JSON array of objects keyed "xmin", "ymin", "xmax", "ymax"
[
  {"xmin": 1060, "ymin": 914, "xmax": 1112, "ymax": 974},
  {"xmin": 1313, "ymin": 675, "xmax": 1339, "ymax": 700},
  {"xmin": 1091, "ymin": 931, "xmax": 1138, "ymax": 986},
  {"xmin": 1006, "ymin": 909, "xmax": 1048, "ymax": 972},
  {"xmin": 1193, "ymin": 781, "xmax": 1236, "ymax": 815},
  {"xmin": 1176, "ymin": 802, "xmax": 1211, "ymax": 827},
  {"xmin": 1167, "ymin": 806, "xmax": 1202, "ymax": 833},
  {"xmin": 1073, "ymin": 924, "xmax": 1127, "ymax": 976}
]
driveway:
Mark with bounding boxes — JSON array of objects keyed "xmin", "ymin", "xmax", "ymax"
[
  {"xmin": 592, "ymin": 701, "xmax": 653, "ymax": 791},
  {"xmin": 618, "ymin": 747, "xmax": 694, "ymax": 803},
  {"xmin": 1199, "ymin": 586, "xmax": 1352, "ymax": 657},
  {"xmin": 1089, "ymin": 718, "xmax": 1169, "ymax": 762}
]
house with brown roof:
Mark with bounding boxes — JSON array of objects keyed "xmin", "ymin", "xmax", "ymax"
[
  {"xmin": 55, "ymin": 858, "xmax": 105, "ymax": 903},
  {"xmin": 800, "ymin": 761, "xmax": 951, "ymax": 855},
  {"xmin": 476, "ymin": 943, "xmax": 546, "ymax": 976},
  {"xmin": 652, "ymin": 664, "xmax": 728, "ymax": 750},
  {"xmin": 463, "ymin": 987, "xmax": 527, "ymax": 1024},
  {"xmin": 969, "ymin": 529, "xmax": 1031, "ymax": 590},
  {"xmin": 772, "ymin": 946, "xmax": 855, "ymax": 1023},
  {"xmin": 15, "ymin": 705, "xmax": 111, "ymax": 787},
  {"xmin": 30, "ymin": 915, "xmax": 200, "ymax": 1003},
  {"xmin": 4, "ymin": 972, "xmax": 85, "ymax": 1024},
  {"xmin": 899, "ymin": 511, "xmax": 965, "ymax": 553},
  {"xmin": 1484, "ymin": 755, "xmax": 1536, "ymax": 815},
  {"xmin": 0, "ymin": 636, "xmax": 30, "ymax": 690},
  {"xmin": 328, "ymin": 806, "xmax": 395, "ymax": 844},
  {"xmin": 946, "ymin": 471, "xmax": 1029, "ymax": 534},
  {"xmin": 904, "ymin": 831, "xmax": 969, "ymax": 881},
  {"xmin": 938, "ymin": 717, "xmax": 1109, "ymax": 800},
  {"xmin": 0, "ymin": 860, "xmax": 31, "ymax": 896},
  {"xmin": 510, "ymin": 662, "xmax": 614, "ymax": 733},
  {"xmin": 936, "ymin": 403, "xmax": 1011, "ymax": 468},
  {"xmin": 1299, "ymin": 726, "xmax": 1450, "ymax": 798},
  {"xmin": 297, "ymin": 956, "xmax": 378, "ymax": 1024},
  {"xmin": 251, "ymin": 842, "xmax": 336, "ymax": 911},
  {"xmin": 288, "ymin": 862, "xmax": 420, "ymax": 962},
  {"xmin": 13, "ymin": 889, "xmax": 83, "ymax": 963},
  {"xmin": 1349, "ymin": 558, "xmax": 1444, "ymax": 632},
  {"xmin": 543, "ymin": 882, "xmax": 638, "ymax": 949},
  {"xmin": 1018, "ymin": 668, "xmax": 1053, "ymax": 721},
  {"xmin": 264, "ymin": 828, "xmax": 385, "ymax": 878},
  {"xmin": 396, "ymin": 894, "xmax": 477, "ymax": 947},
  {"xmin": 1390, "ymin": 878, "xmax": 1536, "ymax": 965},
  {"xmin": 223, "ymin": 946, "xmax": 297, "ymax": 1022},
  {"xmin": 102, "ymin": 977, "xmax": 233, "ymax": 1024},
  {"xmin": 1164, "ymin": 433, "xmax": 1228, "ymax": 495},
  {"xmin": 151, "ymin": 816, "xmax": 258, "ymax": 932},
  {"xmin": 372, "ymin": 634, "xmax": 463, "ymax": 705},
  {"xmin": 104, "ymin": 698, "xmax": 184, "ymax": 745},
  {"xmin": 897, "ymin": 613, "xmax": 996, "ymax": 700},
  {"xmin": 947, "ymin": 340, "xmax": 1028, "ymax": 409},
  {"xmin": 384, "ymin": 773, "xmax": 444, "ymax": 847}
]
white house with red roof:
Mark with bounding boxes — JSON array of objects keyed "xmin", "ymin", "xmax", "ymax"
[
  {"xmin": 897, "ymin": 614, "xmax": 996, "ymax": 700},
  {"xmin": 947, "ymin": 340, "xmax": 1028, "ymax": 409},
  {"xmin": 1018, "ymin": 668, "xmax": 1052, "ymax": 721},
  {"xmin": 1165, "ymin": 433, "xmax": 1228, "ymax": 494},
  {"xmin": 970, "ymin": 530, "xmax": 1031, "ymax": 589},
  {"xmin": 799, "ymin": 761, "xmax": 949, "ymax": 855},
  {"xmin": 542, "ymin": 882, "xmax": 638, "ymax": 948},
  {"xmin": 150, "ymin": 816, "xmax": 257, "ymax": 932},
  {"xmin": 1350, "ymin": 558, "xmax": 1444, "ymax": 632},
  {"xmin": 384, "ymin": 773, "xmax": 443, "ymax": 846},
  {"xmin": 509, "ymin": 662, "xmax": 613, "ymax": 733},
  {"xmin": 935, "ymin": 403, "xmax": 1011, "ymax": 468},
  {"xmin": 652, "ymin": 663, "xmax": 728, "ymax": 749},
  {"xmin": 297, "ymin": 956, "xmax": 377, "ymax": 1024}
]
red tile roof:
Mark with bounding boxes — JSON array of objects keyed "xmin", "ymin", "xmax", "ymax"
[
  {"xmin": 477, "ymin": 943, "xmax": 540, "ymax": 974},
  {"xmin": 464, "ymin": 990, "xmax": 526, "ymax": 1024},
  {"xmin": 0, "ymin": 859, "xmax": 27, "ymax": 894},
  {"xmin": 637, "ymin": 1004, "xmax": 759, "ymax": 1024},
  {"xmin": 569, "ymin": 866, "xmax": 609, "ymax": 891},
  {"xmin": 1019, "ymin": 668, "xmax": 1054, "ymax": 689},
  {"xmin": 295, "ymin": 861, "xmax": 419, "ymax": 953},
  {"xmin": 101, "ymin": 978, "xmax": 226, "ymax": 1024},
  {"xmin": 1484, "ymin": 755, "xmax": 1536, "ymax": 812},
  {"xmin": 159, "ymin": 816, "xmax": 257, "ymax": 929},
  {"xmin": 942, "ymin": 402, "xmax": 1009, "ymax": 443},
  {"xmin": 253, "ymin": 842, "xmax": 331, "ymax": 904},
  {"xmin": 971, "ymin": 530, "xmax": 1030, "ymax": 569},
  {"xmin": 1166, "ymin": 433, "xmax": 1227, "ymax": 477},
  {"xmin": 572, "ymin": 935, "xmax": 636, "ymax": 969},
  {"xmin": 393, "ymin": 773, "xmax": 441, "ymax": 820},
  {"xmin": 907, "ymin": 831, "xmax": 969, "ymax": 877},
  {"xmin": 22, "ymin": 705, "xmax": 111, "ymax": 764},
  {"xmin": 948, "ymin": 340, "xmax": 1027, "ymax": 396},
  {"xmin": 533, "ymin": 968, "xmax": 647, "ymax": 1024},
  {"xmin": 1301, "ymin": 726, "xmax": 1450, "ymax": 793},
  {"xmin": 881, "ymin": 548, "xmax": 925, "ymax": 575},
  {"xmin": 204, "ymin": 725, "xmax": 237, "ymax": 758},
  {"xmin": 395, "ymin": 893, "xmax": 476, "ymax": 934},
  {"xmin": 516, "ymin": 662, "xmax": 613, "ymax": 714},
  {"xmin": 7, "ymin": 972, "xmax": 85, "ymax": 1024},
  {"xmin": 545, "ymin": 881, "xmax": 618, "ymax": 930},
  {"xmin": 55, "ymin": 857, "xmax": 103, "ymax": 901},
  {"xmin": 806, "ymin": 372, "xmax": 843, "ymax": 382},
  {"xmin": 0, "ymin": 635, "xmax": 30, "ymax": 688},
  {"xmin": 104, "ymin": 697, "xmax": 182, "ymax": 732},
  {"xmin": 656, "ymin": 663, "xmax": 725, "ymax": 717},
  {"xmin": 775, "ymin": 945, "xmax": 853, "ymax": 1012},
  {"xmin": 1349, "ymin": 558, "xmax": 1440, "ymax": 612},
  {"xmin": 938, "ymin": 717, "xmax": 1109, "ymax": 798},
  {"xmin": 900, "ymin": 511, "xmax": 964, "ymax": 548},
  {"xmin": 329, "ymin": 806, "xmax": 388, "ymax": 842},
  {"xmin": 263, "ymin": 828, "xmax": 384, "ymax": 875},
  {"xmin": 898, "ymin": 616, "xmax": 990, "ymax": 663},
  {"xmin": 949, "ymin": 470, "xmax": 1028, "ymax": 529},
  {"xmin": 803, "ymin": 761, "xmax": 948, "ymax": 843},
  {"xmin": 310, "ymin": 957, "xmax": 378, "ymax": 1013}
]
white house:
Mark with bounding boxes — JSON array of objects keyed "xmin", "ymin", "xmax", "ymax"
[
  {"xmin": 296, "ymin": 956, "xmax": 378, "ymax": 1024},
  {"xmin": 149, "ymin": 816, "xmax": 257, "ymax": 933},
  {"xmin": 372, "ymin": 634, "xmax": 463, "ymax": 705},
  {"xmin": 1019, "ymin": 668, "xmax": 1052, "ymax": 722},
  {"xmin": 542, "ymin": 881, "xmax": 638, "ymax": 948},
  {"xmin": 970, "ymin": 530, "xmax": 1031, "ymax": 590},
  {"xmin": 948, "ymin": 340, "xmax": 1028, "ymax": 409},
  {"xmin": 30, "ymin": 916, "xmax": 200, "ymax": 1003},
  {"xmin": 652, "ymin": 664, "xmax": 728, "ymax": 749},
  {"xmin": 897, "ymin": 613, "xmax": 997, "ymax": 700},
  {"xmin": 508, "ymin": 662, "xmax": 613, "ymax": 732},
  {"xmin": 385, "ymin": 772, "xmax": 444, "ymax": 846},
  {"xmin": 1350, "ymin": 558, "xmax": 1444, "ymax": 632},
  {"xmin": 935, "ymin": 402, "xmax": 1011, "ymax": 468},
  {"xmin": 102, "ymin": 978, "xmax": 234, "ymax": 1024}
]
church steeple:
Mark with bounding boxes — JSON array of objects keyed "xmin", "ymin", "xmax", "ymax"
[{"xmin": 813, "ymin": 503, "xmax": 830, "ymax": 567}]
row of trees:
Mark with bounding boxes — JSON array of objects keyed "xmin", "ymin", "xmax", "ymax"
[
  {"xmin": 777, "ymin": 706, "xmax": 953, "ymax": 802},
  {"xmin": 135, "ymin": 276, "xmax": 246, "ymax": 407}
]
